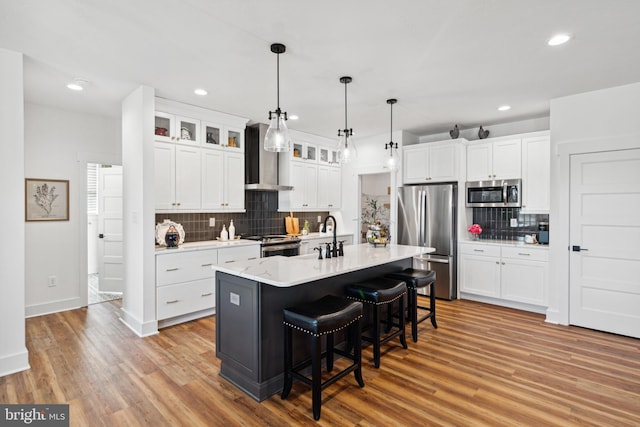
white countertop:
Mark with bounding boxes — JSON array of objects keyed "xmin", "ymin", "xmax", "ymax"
[
  {"xmin": 460, "ymin": 238, "xmax": 549, "ymax": 249},
  {"xmin": 214, "ymin": 243, "xmax": 434, "ymax": 287},
  {"xmin": 155, "ymin": 238, "xmax": 260, "ymax": 254}
]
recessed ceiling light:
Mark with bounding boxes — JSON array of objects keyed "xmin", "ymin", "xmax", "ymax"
[
  {"xmin": 498, "ymin": 105, "xmax": 511, "ymax": 112},
  {"xmin": 66, "ymin": 78, "xmax": 88, "ymax": 91},
  {"xmin": 194, "ymin": 88, "xmax": 208, "ymax": 96},
  {"xmin": 289, "ymin": 115, "xmax": 299, "ymax": 120},
  {"xmin": 547, "ymin": 33, "xmax": 571, "ymax": 46}
]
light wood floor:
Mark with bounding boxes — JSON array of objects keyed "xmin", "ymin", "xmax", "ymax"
[{"xmin": 2, "ymin": 298, "xmax": 639, "ymax": 426}]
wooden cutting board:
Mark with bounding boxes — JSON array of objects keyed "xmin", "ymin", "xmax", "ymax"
[{"xmin": 285, "ymin": 213, "xmax": 299, "ymax": 235}]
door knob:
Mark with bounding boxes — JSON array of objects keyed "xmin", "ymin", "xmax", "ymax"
[{"xmin": 572, "ymin": 245, "xmax": 589, "ymax": 252}]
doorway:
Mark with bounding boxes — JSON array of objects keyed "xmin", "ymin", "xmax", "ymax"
[
  {"xmin": 360, "ymin": 173, "xmax": 391, "ymax": 243},
  {"xmin": 87, "ymin": 163, "xmax": 123, "ymax": 304},
  {"xmin": 569, "ymin": 148, "xmax": 640, "ymax": 338}
]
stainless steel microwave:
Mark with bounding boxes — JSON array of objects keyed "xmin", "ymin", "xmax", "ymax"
[{"xmin": 466, "ymin": 179, "xmax": 521, "ymax": 207}]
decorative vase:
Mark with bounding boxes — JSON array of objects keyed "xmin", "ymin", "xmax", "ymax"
[
  {"xmin": 471, "ymin": 233, "xmax": 480, "ymax": 241},
  {"xmin": 165, "ymin": 225, "xmax": 180, "ymax": 248}
]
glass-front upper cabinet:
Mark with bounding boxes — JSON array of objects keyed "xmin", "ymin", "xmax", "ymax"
[
  {"xmin": 225, "ymin": 127, "xmax": 244, "ymax": 151},
  {"xmin": 154, "ymin": 112, "xmax": 199, "ymax": 144},
  {"xmin": 319, "ymin": 147, "xmax": 340, "ymax": 166},
  {"xmin": 202, "ymin": 122, "xmax": 222, "ymax": 148},
  {"xmin": 291, "ymin": 142, "xmax": 317, "ymax": 162}
]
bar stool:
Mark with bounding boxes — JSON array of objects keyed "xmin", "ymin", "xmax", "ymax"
[
  {"xmin": 345, "ymin": 278, "xmax": 407, "ymax": 368},
  {"xmin": 281, "ymin": 295, "xmax": 364, "ymax": 421},
  {"xmin": 385, "ymin": 268, "xmax": 437, "ymax": 342}
]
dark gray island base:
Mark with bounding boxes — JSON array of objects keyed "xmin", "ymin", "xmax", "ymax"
[{"xmin": 215, "ymin": 251, "xmax": 421, "ymax": 401}]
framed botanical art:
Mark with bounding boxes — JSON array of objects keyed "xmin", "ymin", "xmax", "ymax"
[{"xmin": 25, "ymin": 178, "xmax": 69, "ymax": 221}]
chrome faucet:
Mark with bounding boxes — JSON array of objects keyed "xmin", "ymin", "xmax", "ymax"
[{"xmin": 323, "ymin": 215, "xmax": 339, "ymax": 257}]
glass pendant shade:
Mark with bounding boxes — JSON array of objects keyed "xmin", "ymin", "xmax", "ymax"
[
  {"xmin": 386, "ymin": 145, "xmax": 399, "ymax": 170},
  {"xmin": 264, "ymin": 112, "xmax": 291, "ymax": 152}
]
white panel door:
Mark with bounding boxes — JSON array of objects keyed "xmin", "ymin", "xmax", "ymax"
[
  {"xmin": 98, "ymin": 165, "xmax": 124, "ymax": 293},
  {"xmin": 175, "ymin": 145, "xmax": 201, "ymax": 210},
  {"xmin": 201, "ymin": 149, "xmax": 224, "ymax": 210},
  {"xmin": 224, "ymin": 151, "xmax": 245, "ymax": 210},
  {"xmin": 570, "ymin": 148, "xmax": 640, "ymax": 338}
]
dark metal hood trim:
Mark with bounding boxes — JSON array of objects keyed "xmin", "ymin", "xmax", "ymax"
[{"xmin": 244, "ymin": 123, "xmax": 293, "ymax": 191}]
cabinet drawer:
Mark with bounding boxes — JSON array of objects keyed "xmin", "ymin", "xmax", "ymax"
[
  {"xmin": 157, "ymin": 279, "xmax": 215, "ymax": 320},
  {"xmin": 501, "ymin": 246, "xmax": 549, "ymax": 262},
  {"xmin": 217, "ymin": 245, "xmax": 260, "ymax": 264},
  {"xmin": 156, "ymin": 249, "xmax": 218, "ymax": 286},
  {"xmin": 459, "ymin": 243, "xmax": 500, "ymax": 257}
]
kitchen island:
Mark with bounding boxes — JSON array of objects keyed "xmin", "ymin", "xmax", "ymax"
[{"xmin": 214, "ymin": 243, "xmax": 433, "ymax": 401}]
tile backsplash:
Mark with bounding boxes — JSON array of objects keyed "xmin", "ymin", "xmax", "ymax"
[
  {"xmin": 472, "ymin": 208, "xmax": 548, "ymax": 241},
  {"xmin": 155, "ymin": 191, "xmax": 329, "ymax": 243}
]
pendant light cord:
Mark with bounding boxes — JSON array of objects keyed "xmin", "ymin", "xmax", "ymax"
[
  {"xmin": 276, "ymin": 52, "xmax": 280, "ymax": 110},
  {"xmin": 344, "ymin": 80, "xmax": 348, "ymax": 130}
]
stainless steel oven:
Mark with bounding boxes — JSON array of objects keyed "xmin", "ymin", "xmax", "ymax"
[
  {"xmin": 245, "ymin": 235, "xmax": 301, "ymax": 257},
  {"xmin": 466, "ymin": 179, "xmax": 521, "ymax": 208}
]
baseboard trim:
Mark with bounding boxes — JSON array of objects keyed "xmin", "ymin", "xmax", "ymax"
[
  {"xmin": 0, "ymin": 348, "xmax": 30, "ymax": 378},
  {"xmin": 25, "ymin": 297, "xmax": 82, "ymax": 318},
  {"xmin": 119, "ymin": 307, "xmax": 158, "ymax": 337}
]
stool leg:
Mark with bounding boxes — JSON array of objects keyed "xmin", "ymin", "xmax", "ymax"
[
  {"xmin": 409, "ymin": 287, "xmax": 418, "ymax": 342},
  {"xmin": 281, "ymin": 325, "xmax": 293, "ymax": 399},
  {"xmin": 373, "ymin": 304, "xmax": 381, "ymax": 368},
  {"xmin": 326, "ymin": 333, "xmax": 334, "ymax": 372},
  {"xmin": 353, "ymin": 319, "xmax": 365, "ymax": 387},
  {"xmin": 312, "ymin": 335, "xmax": 322, "ymax": 420},
  {"xmin": 399, "ymin": 295, "xmax": 408, "ymax": 349},
  {"xmin": 430, "ymin": 282, "xmax": 438, "ymax": 329},
  {"xmin": 385, "ymin": 302, "xmax": 393, "ymax": 333}
]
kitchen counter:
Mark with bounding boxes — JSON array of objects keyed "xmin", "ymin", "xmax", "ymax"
[
  {"xmin": 215, "ymin": 243, "xmax": 433, "ymax": 401},
  {"xmin": 155, "ymin": 238, "xmax": 260, "ymax": 253},
  {"xmin": 215, "ymin": 243, "xmax": 429, "ymax": 287}
]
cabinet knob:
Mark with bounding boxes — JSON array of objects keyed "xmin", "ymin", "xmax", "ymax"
[
  {"xmin": 501, "ymin": 262, "xmax": 506, "ymax": 265},
  {"xmin": 495, "ymin": 261, "xmax": 499, "ymax": 264}
]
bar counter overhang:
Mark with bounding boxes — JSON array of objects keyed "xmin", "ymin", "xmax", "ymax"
[{"xmin": 214, "ymin": 244, "xmax": 434, "ymax": 401}]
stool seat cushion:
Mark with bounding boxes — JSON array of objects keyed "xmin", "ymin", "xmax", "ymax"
[
  {"xmin": 283, "ymin": 295, "xmax": 363, "ymax": 337},
  {"xmin": 386, "ymin": 268, "xmax": 435, "ymax": 288},
  {"xmin": 345, "ymin": 278, "xmax": 407, "ymax": 304}
]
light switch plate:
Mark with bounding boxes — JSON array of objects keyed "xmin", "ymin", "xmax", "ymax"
[
  {"xmin": 209, "ymin": 218, "xmax": 215, "ymax": 227},
  {"xmin": 510, "ymin": 218, "xmax": 518, "ymax": 227}
]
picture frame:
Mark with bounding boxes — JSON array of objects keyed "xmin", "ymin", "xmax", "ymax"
[{"xmin": 25, "ymin": 178, "xmax": 69, "ymax": 221}]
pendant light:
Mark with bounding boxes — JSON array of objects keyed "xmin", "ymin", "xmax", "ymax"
[
  {"xmin": 384, "ymin": 98, "xmax": 399, "ymax": 170},
  {"xmin": 337, "ymin": 76, "xmax": 356, "ymax": 163},
  {"xmin": 264, "ymin": 43, "xmax": 291, "ymax": 152}
]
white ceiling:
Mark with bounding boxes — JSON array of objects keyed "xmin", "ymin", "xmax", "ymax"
[{"xmin": 2, "ymin": 0, "xmax": 640, "ymax": 139}]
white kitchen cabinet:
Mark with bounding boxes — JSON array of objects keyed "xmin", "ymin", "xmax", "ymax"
[
  {"xmin": 459, "ymin": 242, "xmax": 548, "ymax": 310},
  {"xmin": 280, "ymin": 161, "xmax": 319, "ymax": 210},
  {"xmin": 299, "ymin": 234, "xmax": 354, "ymax": 255},
  {"xmin": 467, "ymin": 138, "xmax": 521, "ymax": 181},
  {"xmin": 216, "ymin": 245, "xmax": 260, "ymax": 265},
  {"xmin": 155, "ymin": 142, "xmax": 201, "ymax": 210},
  {"xmin": 521, "ymin": 134, "xmax": 550, "ymax": 213},
  {"xmin": 156, "ymin": 248, "xmax": 218, "ymax": 325},
  {"xmin": 291, "ymin": 141, "xmax": 318, "ymax": 162},
  {"xmin": 319, "ymin": 147, "xmax": 340, "ymax": 166},
  {"xmin": 155, "ymin": 111, "xmax": 200, "ymax": 144},
  {"xmin": 403, "ymin": 140, "xmax": 461, "ymax": 184},
  {"xmin": 202, "ymin": 149, "xmax": 245, "ymax": 211},
  {"xmin": 317, "ymin": 165, "xmax": 341, "ymax": 209},
  {"xmin": 202, "ymin": 122, "xmax": 244, "ymax": 152}
]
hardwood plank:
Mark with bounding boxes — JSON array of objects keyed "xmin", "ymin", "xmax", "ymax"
[{"xmin": 1, "ymin": 298, "xmax": 639, "ymax": 426}]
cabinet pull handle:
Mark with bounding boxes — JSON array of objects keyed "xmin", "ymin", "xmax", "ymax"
[
  {"xmin": 473, "ymin": 249, "xmax": 484, "ymax": 252},
  {"xmin": 225, "ymin": 260, "xmax": 235, "ymax": 263},
  {"xmin": 201, "ymin": 263, "xmax": 213, "ymax": 267},
  {"xmin": 166, "ymin": 268, "xmax": 179, "ymax": 271},
  {"xmin": 501, "ymin": 262, "xmax": 506, "ymax": 265},
  {"xmin": 201, "ymin": 292, "xmax": 213, "ymax": 297},
  {"xmin": 495, "ymin": 261, "xmax": 499, "ymax": 264},
  {"xmin": 166, "ymin": 299, "xmax": 179, "ymax": 304},
  {"xmin": 247, "ymin": 257, "xmax": 257, "ymax": 260},
  {"xmin": 517, "ymin": 253, "xmax": 531, "ymax": 256}
]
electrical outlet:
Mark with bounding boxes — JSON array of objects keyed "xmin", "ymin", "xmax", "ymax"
[
  {"xmin": 510, "ymin": 218, "xmax": 518, "ymax": 227},
  {"xmin": 230, "ymin": 292, "xmax": 240, "ymax": 306},
  {"xmin": 209, "ymin": 217, "xmax": 215, "ymax": 227},
  {"xmin": 48, "ymin": 275, "xmax": 57, "ymax": 287},
  {"xmin": 318, "ymin": 215, "xmax": 322, "ymax": 223}
]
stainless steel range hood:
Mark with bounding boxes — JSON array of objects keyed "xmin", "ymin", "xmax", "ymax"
[{"xmin": 244, "ymin": 123, "xmax": 293, "ymax": 191}]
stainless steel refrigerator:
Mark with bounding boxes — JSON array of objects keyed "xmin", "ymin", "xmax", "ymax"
[{"xmin": 397, "ymin": 184, "xmax": 457, "ymax": 300}]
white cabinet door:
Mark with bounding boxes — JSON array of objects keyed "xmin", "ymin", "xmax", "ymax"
[
  {"xmin": 521, "ymin": 135, "xmax": 550, "ymax": 213},
  {"xmin": 289, "ymin": 162, "xmax": 306, "ymax": 209},
  {"xmin": 403, "ymin": 145, "xmax": 429, "ymax": 183},
  {"xmin": 201, "ymin": 149, "xmax": 224, "ymax": 210},
  {"xmin": 460, "ymin": 253, "xmax": 501, "ymax": 297},
  {"xmin": 492, "ymin": 138, "xmax": 521, "ymax": 179},
  {"xmin": 318, "ymin": 166, "xmax": 341, "ymax": 209},
  {"xmin": 174, "ymin": 145, "xmax": 201, "ymax": 210},
  {"xmin": 466, "ymin": 142, "xmax": 493, "ymax": 181},
  {"xmin": 224, "ymin": 151, "xmax": 245, "ymax": 210},
  {"xmin": 154, "ymin": 142, "xmax": 176, "ymax": 210},
  {"xmin": 428, "ymin": 143, "xmax": 458, "ymax": 182},
  {"xmin": 501, "ymin": 258, "xmax": 548, "ymax": 306}
]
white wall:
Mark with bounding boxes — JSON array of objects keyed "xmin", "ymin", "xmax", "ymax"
[
  {"xmin": 120, "ymin": 86, "xmax": 157, "ymax": 337},
  {"xmin": 548, "ymin": 81, "xmax": 640, "ymax": 324},
  {"xmin": 24, "ymin": 104, "xmax": 121, "ymax": 316},
  {"xmin": 341, "ymin": 130, "xmax": 418, "ymax": 239},
  {"xmin": 418, "ymin": 117, "xmax": 550, "ymax": 144},
  {"xmin": 0, "ymin": 48, "xmax": 29, "ymax": 376}
]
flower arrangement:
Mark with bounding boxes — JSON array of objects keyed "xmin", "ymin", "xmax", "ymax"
[{"xmin": 468, "ymin": 223, "xmax": 482, "ymax": 239}]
